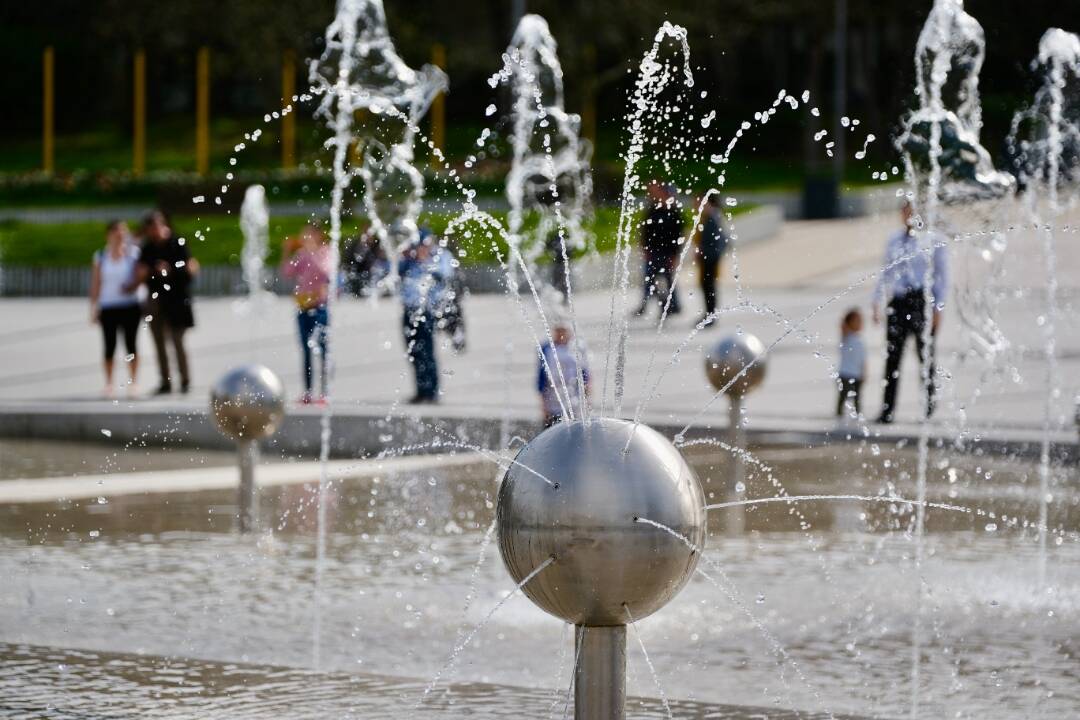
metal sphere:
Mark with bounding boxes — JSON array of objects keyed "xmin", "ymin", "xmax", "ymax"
[
  {"xmin": 209, "ymin": 364, "xmax": 285, "ymax": 441},
  {"xmin": 497, "ymin": 418, "xmax": 706, "ymax": 627},
  {"xmin": 705, "ymin": 333, "xmax": 767, "ymax": 397}
]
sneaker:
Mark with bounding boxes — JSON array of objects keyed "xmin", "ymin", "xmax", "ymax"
[
  {"xmin": 451, "ymin": 329, "xmax": 467, "ymax": 353},
  {"xmin": 875, "ymin": 414, "xmax": 893, "ymax": 425},
  {"xmin": 180, "ymin": 381, "xmax": 190, "ymax": 395},
  {"xmin": 153, "ymin": 384, "xmax": 172, "ymax": 396},
  {"xmin": 697, "ymin": 315, "xmax": 716, "ymax": 329},
  {"xmin": 632, "ymin": 304, "xmax": 647, "ymax": 317},
  {"xmin": 299, "ymin": 392, "xmax": 313, "ymax": 405}
]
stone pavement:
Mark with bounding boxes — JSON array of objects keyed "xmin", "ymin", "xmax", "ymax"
[{"xmin": 1, "ymin": 207, "xmax": 1078, "ymax": 450}]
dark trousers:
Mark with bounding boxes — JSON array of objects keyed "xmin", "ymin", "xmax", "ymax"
[
  {"xmin": 640, "ymin": 256, "xmax": 680, "ymax": 313},
  {"xmin": 551, "ymin": 255, "xmax": 570, "ymax": 303},
  {"xmin": 100, "ymin": 304, "xmax": 140, "ymax": 360},
  {"xmin": 403, "ymin": 309, "xmax": 438, "ymax": 399},
  {"xmin": 297, "ymin": 305, "xmax": 329, "ymax": 395},
  {"xmin": 881, "ymin": 290, "xmax": 936, "ymax": 420},
  {"xmin": 836, "ymin": 377, "xmax": 862, "ymax": 416},
  {"xmin": 699, "ymin": 255, "xmax": 719, "ymax": 316},
  {"xmin": 149, "ymin": 313, "xmax": 189, "ymax": 389}
]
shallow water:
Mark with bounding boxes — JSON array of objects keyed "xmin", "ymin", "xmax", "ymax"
[
  {"xmin": 0, "ymin": 642, "xmax": 853, "ymax": 720},
  {"xmin": 0, "ymin": 438, "xmax": 233, "ymax": 480},
  {"xmin": 0, "ymin": 443, "xmax": 1077, "ymax": 718}
]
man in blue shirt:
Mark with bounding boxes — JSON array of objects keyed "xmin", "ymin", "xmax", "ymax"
[{"xmin": 871, "ymin": 202, "xmax": 948, "ymax": 423}]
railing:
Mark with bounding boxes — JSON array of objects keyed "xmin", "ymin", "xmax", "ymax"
[{"xmin": 0, "ymin": 265, "xmax": 256, "ymax": 298}]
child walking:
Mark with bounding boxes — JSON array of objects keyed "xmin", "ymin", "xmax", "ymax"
[
  {"xmin": 837, "ymin": 308, "xmax": 866, "ymax": 417},
  {"xmin": 537, "ymin": 319, "xmax": 590, "ymax": 427}
]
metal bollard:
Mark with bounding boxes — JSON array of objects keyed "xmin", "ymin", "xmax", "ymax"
[
  {"xmin": 705, "ymin": 334, "xmax": 767, "ymax": 535},
  {"xmin": 497, "ymin": 418, "xmax": 705, "ymax": 719},
  {"xmin": 210, "ymin": 364, "xmax": 285, "ymax": 533}
]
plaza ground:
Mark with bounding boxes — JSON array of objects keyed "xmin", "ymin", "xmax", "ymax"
[{"xmin": 1, "ymin": 207, "xmax": 1077, "ymax": 451}]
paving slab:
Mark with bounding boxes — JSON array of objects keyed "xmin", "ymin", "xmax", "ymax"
[{"xmin": 1, "ymin": 210, "xmax": 1077, "ymax": 456}]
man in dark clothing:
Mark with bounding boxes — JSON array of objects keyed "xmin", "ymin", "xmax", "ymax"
[
  {"xmin": 136, "ymin": 210, "xmax": 199, "ymax": 395},
  {"xmin": 696, "ymin": 193, "xmax": 729, "ymax": 328},
  {"xmin": 871, "ymin": 202, "xmax": 948, "ymax": 423},
  {"xmin": 635, "ymin": 181, "xmax": 684, "ymax": 317}
]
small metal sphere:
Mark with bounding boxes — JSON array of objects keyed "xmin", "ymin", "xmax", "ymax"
[
  {"xmin": 497, "ymin": 418, "xmax": 706, "ymax": 627},
  {"xmin": 209, "ymin": 364, "xmax": 285, "ymax": 441},
  {"xmin": 705, "ymin": 333, "xmax": 767, "ymax": 397}
]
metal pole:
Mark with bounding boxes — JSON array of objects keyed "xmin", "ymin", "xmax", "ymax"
[
  {"xmin": 510, "ymin": 0, "xmax": 526, "ymax": 28},
  {"xmin": 582, "ymin": 44, "xmax": 597, "ymax": 147},
  {"xmin": 42, "ymin": 46, "xmax": 54, "ymax": 174},
  {"xmin": 575, "ymin": 625, "xmax": 626, "ymax": 720},
  {"xmin": 726, "ymin": 397, "xmax": 746, "ymax": 535},
  {"xmin": 429, "ymin": 43, "xmax": 446, "ymax": 169},
  {"xmin": 833, "ymin": 0, "xmax": 847, "ymax": 190},
  {"xmin": 237, "ymin": 439, "xmax": 258, "ymax": 533},
  {"xmin": 195, "ymin": 46, "xmax": 210, "ymax": 176},
  {"xmin": 133, "ymin": 49, "xmax": 146, "ymax": 177},
  {"xmin": 281, "ymin": 49, "xmax": 296, "ymax": 170}
]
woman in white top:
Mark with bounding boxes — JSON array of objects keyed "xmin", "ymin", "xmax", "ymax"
[{"xmin": 89, "ymin": 220, "xmax": 142, "ymax": 396}]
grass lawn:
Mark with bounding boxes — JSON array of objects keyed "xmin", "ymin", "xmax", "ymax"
[{"xmin": 0, "ymin": 204, "xmax": 752, "ymax": 268}]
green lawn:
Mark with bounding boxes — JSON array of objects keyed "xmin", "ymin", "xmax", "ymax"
[
  {"xmin": 0, "ymin": 204, "xmax": 751, "ymax": 268},
  {"xmin": 0, "ymin": 113, "xmax": 885, "ymax": 208}
]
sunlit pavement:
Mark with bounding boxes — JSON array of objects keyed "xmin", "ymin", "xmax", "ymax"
[{"xmin": 2, "ymin": 213, "xmax": 1078, "ymax": 445}]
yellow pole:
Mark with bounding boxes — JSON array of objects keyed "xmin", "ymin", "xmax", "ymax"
[
  {"xmin": 195, "ymin": 46, "xmax": 210, "ymax": 176},
  {"xmin": 429, "ymin": 43, "xmax": 446, "ymax": 168},
  {"xmin": 42, "ymin": 46, "xmax": 54, "ymax": 174},
  {"xmin": 133, "ymin": 49, "xmax": 146, "ymax": 176},
  {"xmin": 581, "ymin": 44, "xmax": 597, "ymax": 148},
  {"xmin": 281, "ymin": 49, "xmax": 297, "ymax": 170}
]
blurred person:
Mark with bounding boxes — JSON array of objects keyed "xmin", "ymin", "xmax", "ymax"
[
  {"xmin": 871, "ymin": 201, "xmax": 948, "ymax": 423},
  {"xmin": 89, "ymin": 220, "xmax": 142, "ymax": 397},
  {"xmin": 436, "ymin": 234, "xmax": 467, "ymax": 353},
  {"xmin": 539, "ymin": 188, "xmax": 573, "ymax": 304},
  {"xmin": 695, "ymin": 193, "xmax": 729, "ymax": 328},
  {"xmin": 399, "ymin": 229, "xmax": 452, "ymax": 404},
  {"xmin": 537, "ymin": 318, "xmax": 590, "ymax": 427},
  {"xmin": 280, "ymin": 224, "xmax": 334, "ymax": 404},
  {"xmin": 136, "ymin": 210, "xmax": 198, "ymax": 395},
  {"xmin": 635, "ymin": 181, "xmax": 684, "ymax": 318},
  {"xmin": 836, "ymin": 308, "xmax": 866, "ymax": 417},
  {"xmin": 342, "ymin": 224, "xmax": 389, "ymax": 297}
]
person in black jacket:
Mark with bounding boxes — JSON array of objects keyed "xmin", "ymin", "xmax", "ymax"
[
  {"xmin": 695, "ymin": 193, "xmax": 729, "ymax": 327},
  {"xmin": 135, "ymin": 210, "xmax": 199, "ymax": 395},
  {"xmin": 635, "ymin": 181, "xmax": 683, "ymax": 317}
]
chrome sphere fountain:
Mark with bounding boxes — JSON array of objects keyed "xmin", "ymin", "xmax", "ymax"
[
  {"xmin": 704, "ymin": 334, "xmax": 767, "ymax": 398},
  {"xmin": 209, "ymin": 364, "xmax": 285, "ymax": 533},
  {"xmin": 705, "ymin": 334, "xmax": 767, "ymax": 534},
  {"xmin": 497, "ymin": 417, "xmax": 705, "ymax": 719}
]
